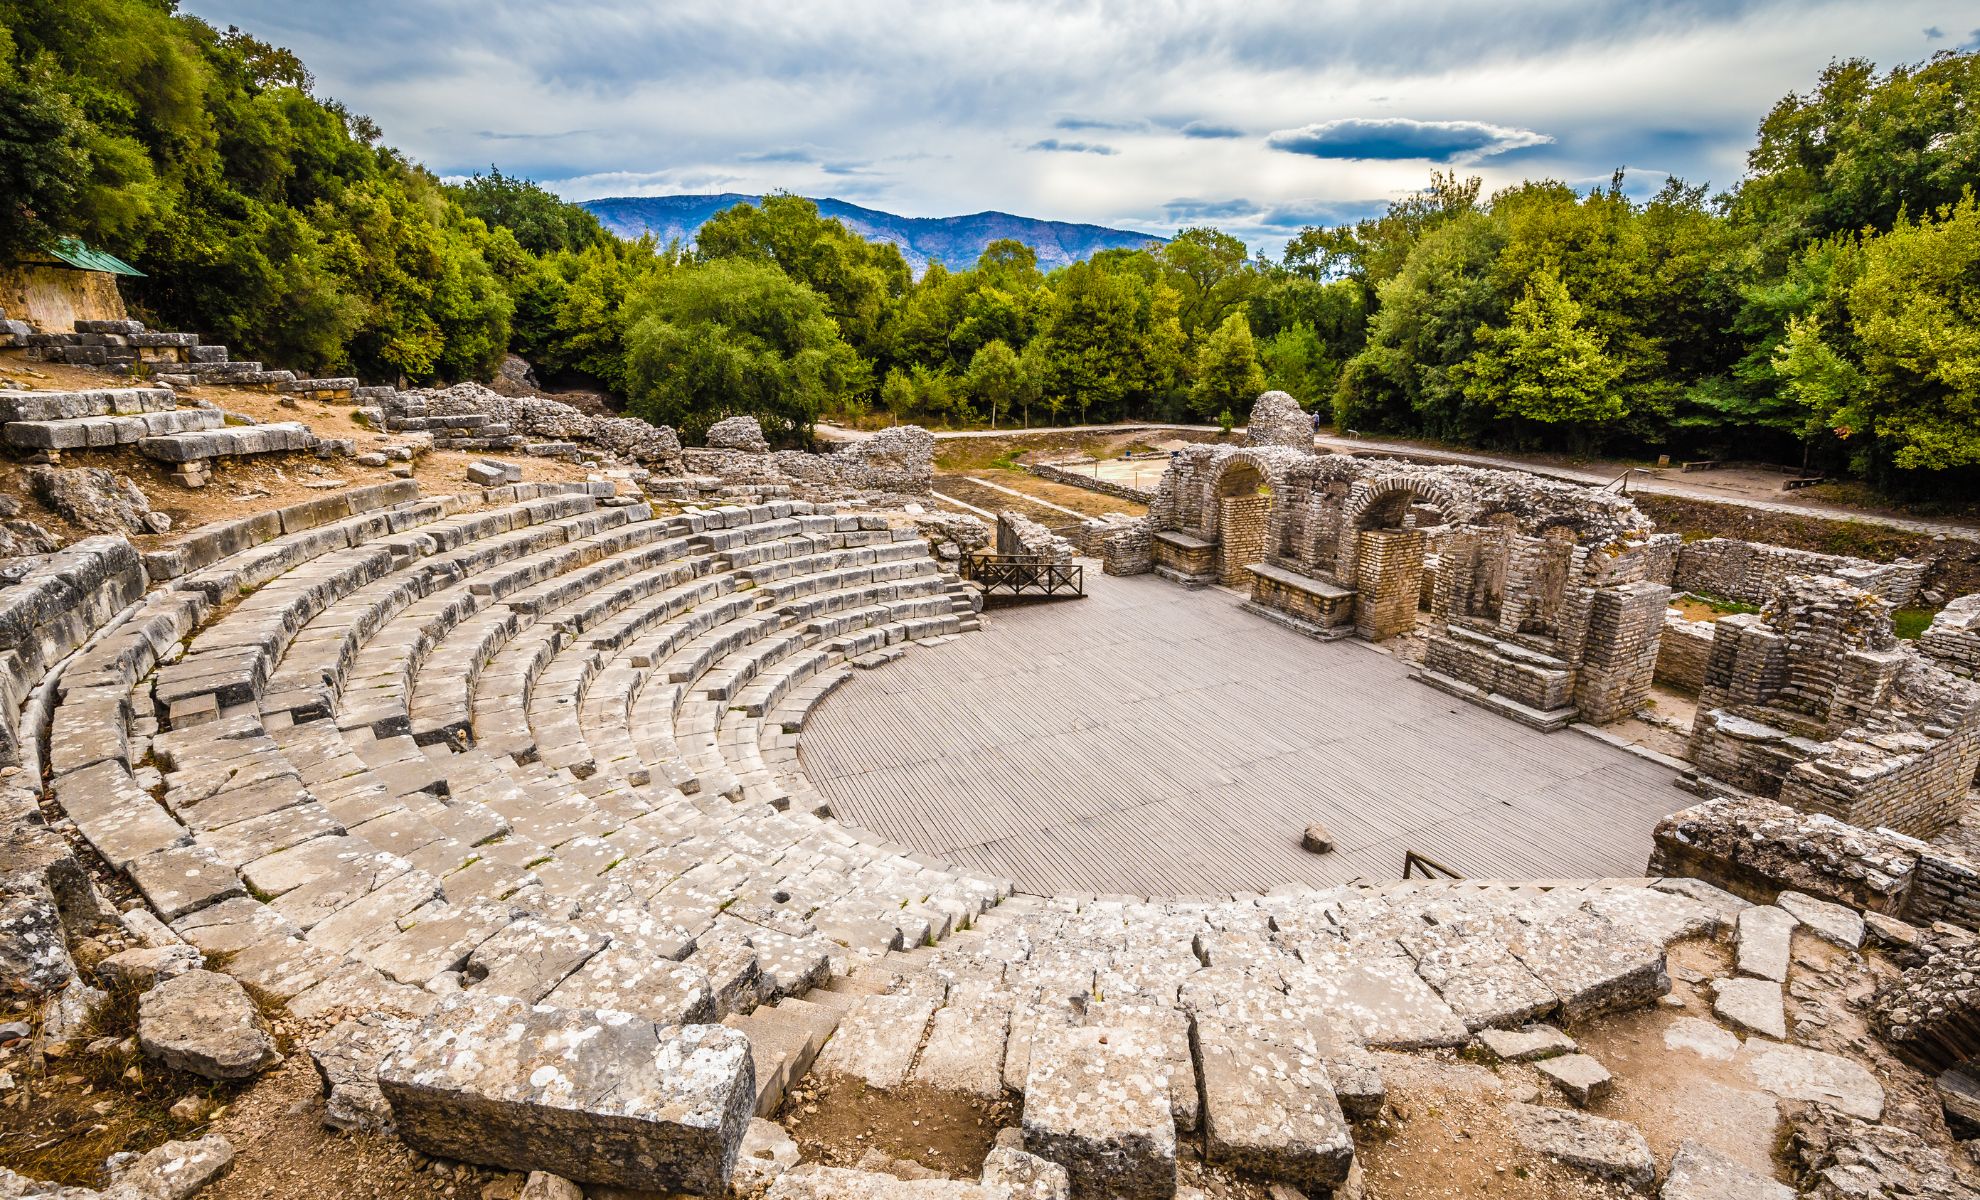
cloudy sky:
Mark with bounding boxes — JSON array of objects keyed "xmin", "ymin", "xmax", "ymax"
[{"xmin": 184, "ymin": 1, "xmax": 1976, "ymax": 253}]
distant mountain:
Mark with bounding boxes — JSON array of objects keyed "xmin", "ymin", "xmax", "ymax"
[{"xmin": 578, "ymin": 194, "xmax": 1166, "ymax": 274}]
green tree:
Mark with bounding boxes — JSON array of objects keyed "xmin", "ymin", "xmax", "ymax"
[
  {"xmin": 1189, "ymin": 311, "xmax": 1267, "ymax": 420},
  {"xmin": 964, "ymin": 338, "xmax": 1032, "ymax": 429},
  {"xmin": 695, "ymin": 194, "xmax": 909, "ymax": 360},
  {"xmin": 1774, "ymin": 192, "xmax": 1980, "ymax": 479},
  {"xmin": 1455, "ymin": 271, "xmax": 1624, "ymax": 435},
  {"xmin": 448, "ymin": 167, "xmax": 610, "ymax": 256},
  {"xmin": 621, "ymin": 257, "xmax": 865, "ymax": 445}
]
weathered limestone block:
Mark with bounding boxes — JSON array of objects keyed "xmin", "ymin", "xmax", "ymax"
[
  {"xmin": 464, "ymin": 918, "xmax": 610, "ymax": 1003},
  {"xmin": 1507, "ymin": 1103, "xmax": 1655, "ymax": 1192},
  {"xmin": 1534, "ymin": 1053, "xmax": 1613, "ymax": 1107},
  {"xmin": 1023, "ymin": 1025, "xmax": 1176, "ymax": 1200},
  {"xmin": 1775, "ymin": 891, "xmax": 1865, "ymax": 950},
  {"xmin": 376, "ymin": 994, "xmax": 755, "ymax": 1194},
  {"xmin": 980, "ymin": 1146, "xmax": 1071, "ymax": 1200},
  {"xmin": 1475, "ymin": 1024, "xmax": 1576, "ymax": 1063},
  {"xmin": 309, "ymin": 1011, "xmax": 422, "ymax": 1132},
  {"xmin": 138, "ymin": 969, "xmax": 280, "ymax": 1080},
  {"xmin": 1741, "ymin": 1042, "xmax": 1885, "ymax": 1121},
  {"xmin": 707, "ymin": 415, "xmax": 771, "ymax": 454},
  {"xmin": 1736, "ymin": 906, "xmax": 1797, "ymax": 982},
  {"xmin": 811, "ymin": 992, "xmax": 936, "ymax": 1091},
  {"xmin": 94, "ymin": 944, "xmax": 203, "ymax": 991},
  {"xmin": 1399, "ymin": 923, "xmax": 1557, "ymax": 1031},
  {"xmin": 0, "ymin": 871, "xmax": 74, "ymax": 997},
  {"xmin": 1661, "ymin": 1140, "xmax": 1792, "ymax": 1200},
  {"xmin": 1713, "ymin": 977, "xmax": 1788, "ymax": 1041},
  {"xmin": 911, "ymin": 998, "xmax": 1010, "ymax": 1100},
  {"xmin": 1287, "ymin": 947, "xmax": 1469, "ymax": 1049},
  {"xmin": 103, "ymin": 1135, "xmax": 236, "ymax": 1200},
  {"xmin": 1500, "ymin": 909, "xmax": 1669, "ymax": 1021},
  {"xmin": 1192, "ymin": 1014, "xmax": 1353, "ymax": 1192}
]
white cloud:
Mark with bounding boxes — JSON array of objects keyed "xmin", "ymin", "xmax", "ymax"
[{"xmin": 182, "ymin": 0, "xmax": 1974, "ymax": 254}]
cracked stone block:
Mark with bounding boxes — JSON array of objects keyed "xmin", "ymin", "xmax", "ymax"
[
  {"xmin": 1661, "ymin": 1140, "xmax": 1792, "ymax": 1200},
  {"xmin": 1774, "ymin": 892, "xmax": 1865, "ymax": 951},
  {"xmin": 138, "ymin": 969, "xmax": 280, "ymax": 1080},
  {"xmin": 811, "ymin": 992, "xmax": 936, "ymax": 1092},
  {"xmin": 309, "ymin": 1011, "xmax": 422, "ymax": 1132},
  {"xmin": 980, "ymin": 1146, "xmax": 1071, "ymax": 1200},
  {"xmin": 0, "ymin": 875, "xmax": 75, "ymax": 998},
  {"xmin": 465, "ymin": 919, "xmax": 610, "ymax": 1004},
  {"xmin": 1507, "ymin": 1103, "xmax": 1654, "ymax": 1193},
  {"xmin": 1739, "ymin": 1041, "xmax": 1884, "ymax": 1122},
  {"xmin": 376, "ymin": 993, "xmax": 755, "ymax": 1194},
  {"xmin": 1735, "ymin": 906, "xmax": 1796, "ymax": 983},
  {"xmin": 1023, "ymin": 1025, "xmax": 1176, "ymax": 1200},
  {"xmin": 1400, "ymin": 923, "xmax": 1557, "ymax": 1032},
  {"xmin": 1583, "ymin": 887, "xmax": 1721, "ymax": 945},
  {"xmin": 1475, "ymin": 1024, "xmax": 1576, "ymax": 1063},
  {"xmin": 1192, "ymin": 1014, "xmax": 1352, "ymax": 1192},
  {"xmin": 1501, "ymin": 909, "xmax": 1669, "ymax": 1021},
  {"xmin": 1712, "ymin": 977, "xmax": 1787, "ymax": 1041},
  {"xmin": 1288, "ymin": 947, "xmax": 1469, "ymax": 1049},
  {"xmin": 911, "ymin": 999, "xmax": 1010, "ymax": 1100},
  {"xmin": 94, "ymin": 944, "xmax": 203, "ymax": 991},
  {"xmin": 1534, "ymin": 1053, "xmax": 1613, "ymax": 1107}
]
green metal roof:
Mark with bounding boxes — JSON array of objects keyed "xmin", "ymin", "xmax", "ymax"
[{"xmin": 45, "ymin": 238, "xmax": 144, "ymax": 277}]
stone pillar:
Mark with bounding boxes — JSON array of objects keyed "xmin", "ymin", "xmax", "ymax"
[
  {"xmin": 1218, "ymin": 495, "xmax": 1270, "ymax": 588},
  {"xmin": 1573, "ymin": 580, "xmax": 1669, "ymax": 724},
  {"xmin": 1353, "ymin": 528, "xmax": 1427, "ymax": 641}
]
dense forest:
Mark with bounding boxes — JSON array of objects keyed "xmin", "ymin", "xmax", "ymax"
[{"xmin": 2, "ymin": 1, "xmax": 1976, "ymax": 493}]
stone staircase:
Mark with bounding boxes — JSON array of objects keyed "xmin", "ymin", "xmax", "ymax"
[{"xmin": 18, "ymin": 317, "xmax": 359, "ymax": 401}]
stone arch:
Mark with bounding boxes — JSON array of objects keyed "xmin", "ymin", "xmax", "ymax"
[
  {"xmin": 1336, "ymin": 473, "xmax": 1471, "ymax": 583},
  {"xmin": 1200, "ymin": 449, "xmax": 1284, "ymax": 587}
]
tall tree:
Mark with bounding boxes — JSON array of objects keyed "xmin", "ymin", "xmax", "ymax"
[{"xmin": 1189, "ymin": 311, "xmax": 1267, "ymax": 420}]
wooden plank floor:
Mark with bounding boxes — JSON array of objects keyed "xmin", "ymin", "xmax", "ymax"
[{"xmin": 801, "ymin": 571, "xmax": 1688, "ymax": 897}]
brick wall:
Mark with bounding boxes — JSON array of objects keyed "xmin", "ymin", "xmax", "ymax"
[
  {"xmin": 1354, "ymin": 528, "xmax": 1427, "ymax": 640},
  {"xmin": 1219, "ymin": 495, "xmax": 1269, "ymax": 588},
  {"xmin": 1654, "ymin": 614, "xmax": 1715, "ymax": 693}
]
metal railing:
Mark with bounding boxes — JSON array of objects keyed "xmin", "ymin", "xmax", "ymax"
[
  {"xmin": 1402, "ymin": 850, "xmax": 1464, "ymax": 880},
  {"xmin": 960, "ymin": 552, "xmax": 1086, "ymax": 599}
]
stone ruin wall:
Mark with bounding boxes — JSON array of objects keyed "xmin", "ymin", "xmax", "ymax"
[
  {"xmin": 1654, "ymin": 611, "xmax": 1716, "ymax": 693},
  {"xmin": 1669, "ymin": 536, "xmax": 1929, "ymax": 609},
  {"xmin": 1651, "ymin": 795, "xmax": 1980, "ymax": 931},
  {"xmin": 1922, "ymin": 595, "xmax": 1980, "ymax": 679},
  {"xmin": 1685, "ymin": 574, "xmax": 1980, "ymax": 839},
  {"xmin": 1023, "ymin": 460, "xmax": 1157, "ymax": 503}
]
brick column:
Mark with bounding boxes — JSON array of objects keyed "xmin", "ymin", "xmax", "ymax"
[
  {"xmin": 1573, "ymin": 580, "xmax": 1669, "ymax": 723},
  {"xmin": 1354, "ymin": 528, "xmax": 1427, "ymax": 641}
]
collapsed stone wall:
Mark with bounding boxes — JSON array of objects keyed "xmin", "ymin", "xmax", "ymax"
[
  {"xmin": 1685, "ymin": 574, "xmax": 1980, "ymax": 838},
  {"xmin": 1922, "ymin": 595, "xmax": 1980, "ymax": 679},
  {"xmin": 394, "ymin": 383, "xmax": 685, "ymax": 469},
  {"xmin": 1670, "ymin": 537, "xmax": 1929, "ymax": 608},
  {"xmin": 1651, "ymin": 795, "xmax": 1980, "ymax": 933},
  {"xmin": 995, "ymin": 511, "xmax": 1075, "ymax": 563},
  {"xmin": 1023, "ymin": 460, "xmax": 1157, "ymax": 503},
  {"xmin": 772, "ymin": 425, "xmax": 936, "ymax": 496}
]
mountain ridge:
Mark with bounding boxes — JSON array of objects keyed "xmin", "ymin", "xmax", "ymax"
[{"xmin": 578, "ymin": 193, "xmax": 1167, "ymax": 273}]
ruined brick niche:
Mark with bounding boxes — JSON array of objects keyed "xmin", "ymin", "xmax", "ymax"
[
  {"xmin": 1683, "ymin": 573, "xmax": 1980, "ymax": 838},
  {"xmin": 1105, "ymin": 431, "xmax": 1677, "ymax": 729}
]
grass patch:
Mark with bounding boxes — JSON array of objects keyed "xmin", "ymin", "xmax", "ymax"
[
  {"xmin": 1893, "ymin": 607, "xmax": 1937, "ymax": 640},
  {"xmin": 1681, "ymin": 590, "xmax": 1760, "ymax": 616}
]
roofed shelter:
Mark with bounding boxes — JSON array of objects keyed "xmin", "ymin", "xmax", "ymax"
[{"xmin": 0, "ymin": 238, "xmax": 142, "ymax": 332}]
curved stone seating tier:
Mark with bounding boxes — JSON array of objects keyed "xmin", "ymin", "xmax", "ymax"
[
  {"xmin": 18, "ymin": 480, "xmax": 1736, "ymax": 1196},
  {"xmin": 37, "ymin": 494, "xmax": 1002, "ymax": 1023}
]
